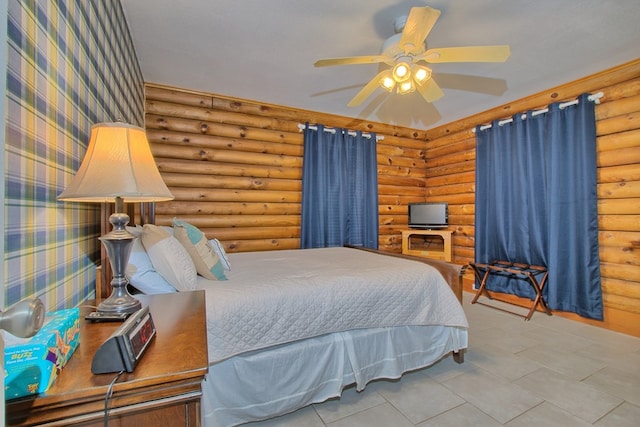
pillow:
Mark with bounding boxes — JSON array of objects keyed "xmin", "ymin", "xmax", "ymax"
[
  {"xmin": 173, "ymin": 219, "xmax": 227, "ymax": 280},
  {"xmin": 126, "ymin": 238, "xmax": 177, "ymax": 294},
  {"xmin": 126, "ymin": 225, "xmax": 143, "ymax": 238},
  {"xmin": 208, "ymin": 238, "xmax": 231, "ymax": 271},
  {"xmin": 141, "ymin": 224, "xmax": 198, "ymax": 291}
]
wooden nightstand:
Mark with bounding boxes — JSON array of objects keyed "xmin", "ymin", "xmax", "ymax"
[{"xmin": 6, "ymin": 291, "xmax": 208, "ymax": 426}]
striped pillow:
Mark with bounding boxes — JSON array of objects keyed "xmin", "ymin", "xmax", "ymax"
[{"xmin": 173, "ymin": 219, "xmax": 227, "ymax": 281}]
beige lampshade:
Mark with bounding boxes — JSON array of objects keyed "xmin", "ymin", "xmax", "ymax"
[{"xmin": 58, "ymin": 122, "xmax": 174, "ymax": 203}]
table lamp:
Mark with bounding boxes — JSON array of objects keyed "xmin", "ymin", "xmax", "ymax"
[{"xmin": 58, "ymin": 122, "xmax": 173, "ymax": 315}]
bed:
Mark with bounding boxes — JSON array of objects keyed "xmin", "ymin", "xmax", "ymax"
[{"xmin": 100, "ymin": 211, "xmax": 469, "ymax": 427}]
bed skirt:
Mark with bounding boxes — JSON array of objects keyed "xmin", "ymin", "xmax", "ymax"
[{"xmin": 202, "ymin": 324, "xmax": 467, "ymax": 427}]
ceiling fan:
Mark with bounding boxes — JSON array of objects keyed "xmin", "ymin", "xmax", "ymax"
[{"xmin": 314, "ymin": 6, "xmax": 510, "ymax": 107}]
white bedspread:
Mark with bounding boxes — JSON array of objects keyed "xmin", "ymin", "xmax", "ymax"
[{"xmin": 196, "ymin": 247, "xmax": 468, "ymax": 363}]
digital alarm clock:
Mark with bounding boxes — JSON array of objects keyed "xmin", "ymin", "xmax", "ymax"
[{"xmin": 91, "ymin": 306, "xmax": 156, "ymax": 374}]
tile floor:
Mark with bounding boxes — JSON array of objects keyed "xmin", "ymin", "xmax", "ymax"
[{"xmin": 247, "ymin": 293, "xmax": 640, "ymax": 426}]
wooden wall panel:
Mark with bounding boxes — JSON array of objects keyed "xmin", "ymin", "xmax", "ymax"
[
  {"xmin": 423, "ymin": 58, "xmax": 640, "ymax": 337},
  {"xmin": 145, "ymin": 84, "xmax": 428, "ymax": 253},
  {"xmin": 144, "ymin": 58, "xmax": 639, "ymax": 337}
]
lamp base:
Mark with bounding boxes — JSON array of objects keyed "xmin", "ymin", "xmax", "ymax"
[
  {"xmin": 98, "ymin": 208, "xmax": 142, "ymax": 316},
  {"xmin": 97, "ymin": 290, "xmax": 141, "ymax": 315}
]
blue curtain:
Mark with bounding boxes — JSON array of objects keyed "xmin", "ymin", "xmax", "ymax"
[
  {"xmin": 475, "ymin": 94, "xmax": 603, "ymax": 320},
  {"xmin": 301, "ymin": 124, "xmax": 379, "ymax": 249}
]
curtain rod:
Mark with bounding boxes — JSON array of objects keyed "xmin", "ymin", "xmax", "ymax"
[
  {"xmin": 297, "ymin": 123, "xmax": 384, "ymax": 141},
  {"xmin": 472, "ymin": 92, "xmax": 604, "ymax": 133}
]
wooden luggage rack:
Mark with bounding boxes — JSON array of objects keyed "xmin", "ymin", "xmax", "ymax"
[{"xmin": 469, "ymin": 260, "xmax": 551, "ymax": 321}]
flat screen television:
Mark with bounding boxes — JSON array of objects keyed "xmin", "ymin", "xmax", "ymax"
[{"xmin": 408, "ymin": 202, "xmax": 448, "ymax": 229}]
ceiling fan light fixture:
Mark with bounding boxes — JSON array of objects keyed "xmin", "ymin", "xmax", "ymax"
[
  {"xmin": 412, "ymin": 65, "xmax": 432, "ymax": 86},
  {"xmin": 314, "ymin": 6, "xmax": 510, "ymax": 107},
  {"xmin": 379, "ymin": 73, "xmax": 396, "ymax": 92},
  {"xmin": 397, "ymin": 79, "xmax": 415, "ymax": 95},
  {"xmin": 392, "ymin": 62, "xmax": 411, "ymax": 82}
]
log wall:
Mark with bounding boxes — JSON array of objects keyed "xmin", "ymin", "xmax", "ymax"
[
  {"xmin": 424, "ymin": 58, "xmax": 640, "ymax": 337},
  {"xmin": 144, "ymin": 84, "xmax": 430, "ymax": 253},
  {"xmin": 144, "ymin": 57, "xmax": 639, "ymax": 337}
]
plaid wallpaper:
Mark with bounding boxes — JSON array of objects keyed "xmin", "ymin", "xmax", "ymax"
[{"xmin": 4, "ymin": 0, "xmax": 144, "ymax": 310}]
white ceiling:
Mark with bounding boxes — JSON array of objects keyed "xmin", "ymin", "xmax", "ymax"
[{"xmin": 121, "ymin": 0, "xmax": 640, "ymax": 131}]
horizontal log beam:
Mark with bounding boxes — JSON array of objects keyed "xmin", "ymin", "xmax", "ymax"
[
  {"xmin": 597, "ymin": 164, "xmax": 640, "ymax": 183},
  {"xmin": 598, "ymin": 230, "xmax": 640, "ymax": 247},
  {"xmin": 147, "ymin": 129, "xmax": 304, "ymax": 156},
  {"xmin": 200, "ymin": 226, "xmax": 300, "ymax": 241},
  {"xmin": 163, "ymin": 188, "xmax": 301, "ymax": 203},
  {"xmin": 152, "ymin": 143, "xmax": 303, "ymax": 168},
  {"xmin": 225, "ymin": 238, "xmax": 300, "ymax": 253},
  {"xmin": 155, "ymin": 214, "xmax": 300, "ymax": 228},
  {"xmin": 598, "ymin": 198, "xmax": 640, "ymax": 215},
  {"xmin": 597, "ymin": 128, "xmax": 640, "ymax": 152},
  {"xmin": 597, "ymin": 146, "xmax": 640, "ymax": 167},
  {"xmin": 599, "ymin": 244, "xmax": 640, "ymax": 266},
  {"xmin": 598, "ymin": 215, "xmax": 640, "ymax": 232},
  {"xmin": 163, "ymin": 173, "xmax": 301, "ymax": 192},
  {"xmin": 161, "ymin": 201, "xmax": 300, "ymax": 216},
  {"xmin": 157, "ymin": 159, "xmax": 301, "ymax": 180},
  {"xmin": 598, "ymin": 181, "xmax": 640, "ymax": 199}
]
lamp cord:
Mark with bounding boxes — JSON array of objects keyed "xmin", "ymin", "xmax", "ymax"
[{"xmin": 104, "ymin": 370, "xmax": 125, "ymax": 426}]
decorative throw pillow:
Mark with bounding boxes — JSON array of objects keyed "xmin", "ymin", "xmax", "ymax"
[
  {"xmin": 173, "ymin": 219, "xmax": 227, "ymax": 281},
  {"xmin": 141, "ymin": 224, "xmax": 198, "ymax": 291},
  {"xmin": 208, "ymin": 238, "xmax": 231, "ymax": 271},
  {"xmin": 126, "ymin": 238, "xmax": 177, "ymax": 294}
]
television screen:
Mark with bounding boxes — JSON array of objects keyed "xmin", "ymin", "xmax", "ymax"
[{"xmin": 408, "ymin": 202, "xmax": 448, "ymax": 229}]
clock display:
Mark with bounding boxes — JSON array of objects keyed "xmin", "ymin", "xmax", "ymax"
[{"xmin": 128, "ymin": 312, "xmax": 156, "ymax": 360}]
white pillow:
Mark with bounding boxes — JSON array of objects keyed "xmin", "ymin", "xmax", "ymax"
[
  {"xmin": 126, "ymin": 225, "xmax": 143, "ymax": 237},
  {"xmin": 126, "ymin": 238, "xmax": 177, "ymax": 294},
  {"xmin": 208, "ymin": 238, "xmax": 231, "ymax": 271},
  {"xmin": 141, "ymin": 224, "xmax": 197, "ymax": 291}
]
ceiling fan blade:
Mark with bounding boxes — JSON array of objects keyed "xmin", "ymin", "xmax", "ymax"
[
  {"xmin": 398, "ymin": 6, "xmax": 441, "ymax": 55},
  {"xmin": 347, "ymin": 71, "xmax": 387, "ymax": 107},
  {"xmin": 314, "ymin": 55, "xmax": 387, "ymax": 67},
  {"xmin": 419, "ymin": 45, "xmax": 511, "ymax": 63},
  {"xmin": 416, "ymin": 78, "xmax": 444, "ymax": 103}
]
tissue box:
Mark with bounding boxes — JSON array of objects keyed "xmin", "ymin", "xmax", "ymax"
[{"xmin": 4, "ymin": 308, "xmax": 80, "ymax": 399}]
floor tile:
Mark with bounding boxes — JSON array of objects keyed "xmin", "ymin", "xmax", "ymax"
[
  {"xmin": 514, "ymin": 367, "xmax": 623, "ymax": 423},
  {"xmin": 373, "ymin": 375, "xmax": 465, "ymax": 424},
  {"xmin": 247, "ymin": 405, "xmax": 325, "ymax": 427},
  {"xmin": 505, "ymin": 401, "xmax": 593, "ymax": 426},
  {"xmin": 313, "ymin": 385, "xmax": 386, "ymax": 424},
  {"xmin": 519, "ymin": 326, "xmax": 596, "ymax": 353},
  {"xmin": 466, "ymin": 325, "xmax": 545, "ymax": 353},
  {"xmin": 582, "ymin": 366, "xmax": 640, "ymax": 406},
  {"xmin": 417, "ymin": 402, "xmax": 502, "ymax": 427},
  {"xmin": 577, "ymin": 343, "xmax": 640, "ymax": 376},
  {"xmin": 325, "ymin": 402, "xmax": 414, "ymax": 427},
  {"xmin": 423, "ymin": 354, "xmax": 476, "ymax": 382},
  {"xmin": 594, "ymin": 402, "xmax": 640, "ymax": 427},
  {"xmin": 517, "ymin": 345, "xmax": 606, "ymax": 380},
  {"xmin": 441, "ymin": 368, "xmax": 543, "ymax": 423},
  {"xmin": 467, "ymin": 342, "xmax": 541, "ymax": 380}
]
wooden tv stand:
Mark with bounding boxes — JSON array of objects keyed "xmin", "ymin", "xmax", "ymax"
[{"xmin": 402, "ymin": 229, "xmax": 453, "ymax": 262}]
